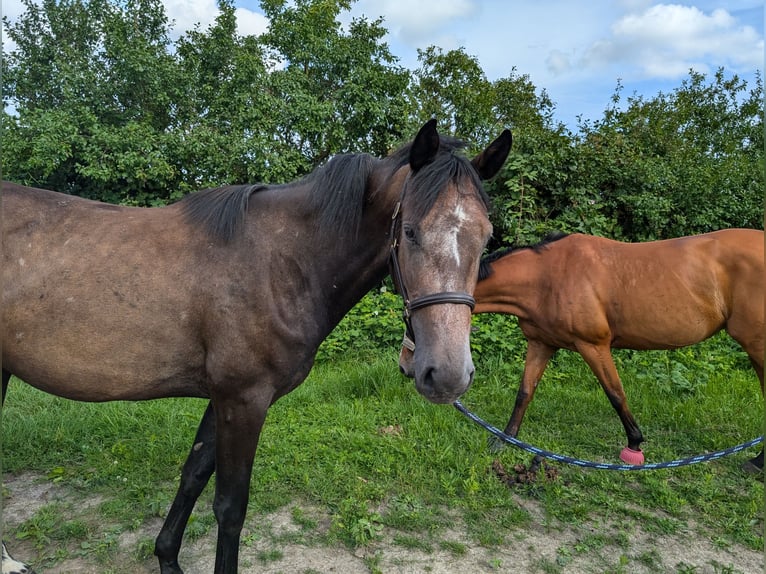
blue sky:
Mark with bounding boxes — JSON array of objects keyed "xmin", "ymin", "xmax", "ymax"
[{"xmin": 3, "ymin": 1, "xmax": 763, "ymax": 130}]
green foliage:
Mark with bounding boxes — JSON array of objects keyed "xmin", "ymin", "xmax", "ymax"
[
  {"xmin": 331, "ymin": 496, "xmax": 384, "ymax": 546},
  {"xmin": 2, "ymin": 0, "xmax": 411, "ymax": 200},
  {"xmin": 317, "ymin": 284, "xmax": 404, "ymax": 361},
  {"xmin": 2, "ymin": 0, "xmax": 182, "ymax": 201},
  {"xmin": 3, "ymin": 1, "xmax": 762, "ymax": 241},
  {"xmin": 575, "ymin": 70, "xmax": 764, "ymax": 241}
]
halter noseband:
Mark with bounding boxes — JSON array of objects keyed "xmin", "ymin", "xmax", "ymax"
[{"xmin": 388, "ymin": 175, "xmax": 476, "ymax": 350}]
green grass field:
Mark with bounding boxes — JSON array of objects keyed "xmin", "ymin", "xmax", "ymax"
[{"xmin": 2, "ymin": 332, "xmax": 763, "ymax": 572}]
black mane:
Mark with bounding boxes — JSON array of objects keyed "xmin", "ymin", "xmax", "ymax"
[
  {"xmin": 179, "ymin": 135, "xmax": 487, "ymax": 243},
  {"xmin": 178, "ymin": 184, "xmax": 265, "ymax": 243},
  {"xmin": 479, "ymin": 232, "xmax": 569, "ymax": 280}
]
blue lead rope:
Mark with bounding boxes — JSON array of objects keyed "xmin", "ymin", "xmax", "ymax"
[{"xmin": 453, "ymin": 400, "xmax": 764, "ymax": 471}]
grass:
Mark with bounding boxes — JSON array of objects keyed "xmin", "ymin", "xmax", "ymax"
[{"xmin": 1, "ymin": 333, "xmax": 763, "ymax": 571}]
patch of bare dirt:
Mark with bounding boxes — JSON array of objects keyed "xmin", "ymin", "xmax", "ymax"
[{"xmin": 3, "ymin": 471, "xmax": 763, "ymax": 573}]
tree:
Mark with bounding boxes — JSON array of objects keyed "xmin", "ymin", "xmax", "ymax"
[
  {"xmin": 257, "ymin": 0, "xmax": 411, "ymax": 176},
  {"xmin": 3, "ymin": 0, "xmax": 181, "ymax": 203},
  {"xmin": 411, "ymin": 46, "xmax": 496, "ymax": 144},
  {"xmin": 3, "ymin": 1, "xmax": 762, "ymax": 240},
  {"xmin": 3, "ymin": 0, "xmax": 415, "ymax": 197},
  {"xmin": 171, "ymin": 1, "xmax": 278, "ymax": 188},
  {"xmin": 578, "ymin": 69, "xmax": 764, "ymax": 240}
]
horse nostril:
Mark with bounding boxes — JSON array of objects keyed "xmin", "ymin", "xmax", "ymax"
[{"xmin": 421, "ymin": 367, "xmax": 436, "ymax": 390}]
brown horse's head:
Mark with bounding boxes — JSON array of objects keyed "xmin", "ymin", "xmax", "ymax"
[{"xmin": 392, "ymin": 121, "xmax": 511, "ymax": 403}]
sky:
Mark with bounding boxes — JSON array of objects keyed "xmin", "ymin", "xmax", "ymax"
[{"xmin": 2, "ymin": 0, "xmax": 764, "ymax": 130}]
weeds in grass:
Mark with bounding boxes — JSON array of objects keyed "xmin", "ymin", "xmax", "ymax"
[
  {"xmin": 291, "ymin": 505, "xmax": 318, "ymax": 530},
  {"xmin": 635, "ymin": 548, "xmax": 664, "ymax": 571},
  {"xmin": 438, "ymin": 539, "xmax": 467, "ymax": 555},
  {"xmin": 392, "ymin": 533, "xmax": 432, "ymax": 552},
  {"xmin": 256, "ymin": 548, "xmax": 283, "ymax": 563},
  {"xmin": 331, "ymin": 496, "xmax": 384, "ymax": 546}
]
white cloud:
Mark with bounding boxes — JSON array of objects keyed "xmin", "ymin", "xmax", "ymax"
[
  {"xmin": 234, "ymin": 7, "xmax": 269, "ymax": 37},
  {"xmin": 583, "ymin": 4, "xmax": 763, "ymax": 78},
  {"xmin": 352, "ymin": 0, "xmax": 477, "ymax": 44},
  {"xmin": 162, "ymin": 0, "xmax": 219, "ymax": 36},
  {"xmin": 546, "ymin": 49, "xmax": 574, "ymax": 76}
]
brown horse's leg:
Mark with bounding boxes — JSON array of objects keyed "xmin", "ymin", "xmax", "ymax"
[
  {"xmin": 576, "ymin": 343, "xmax": 644, "ymax": 452},
  {"xmin": 725, "ymin": 303, "xmax": 765, "ymax": 472},
  {"xmin": 726, "ymin": 321, "xmax": 764, "ymax": 473},
  {"xmin": 155, "ymin": 403, "xmax": 216, "ymax": 574},
  {"xmin": 747, "ymin": 358, "xmax": 764, "ymax": 472},
  {"xmin": 211, "ymin": 390, "xmax": 271, "ymax": 574},
  {"xmin": 743, "ymin": 352, "xmax": 764, "ymax": 472},
  {"xmin": 491, "ymin": 341, "xmax": 556, "ymax": 451}
]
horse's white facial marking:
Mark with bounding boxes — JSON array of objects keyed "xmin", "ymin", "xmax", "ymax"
[{"xmin": 438, "ymin": 201, "xmax": 470, "ymax": 271}]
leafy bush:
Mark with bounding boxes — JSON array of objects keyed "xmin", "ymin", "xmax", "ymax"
[{"xmin": 317, "ymin": 284, "xmax": 404, "ymax": 362}]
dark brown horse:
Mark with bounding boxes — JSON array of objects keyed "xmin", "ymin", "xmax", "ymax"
[
  {"xmin": 1, "ymin": 120, "xmax": 512, "ymax": 573},
  {"xmin": 400, "ymin": 230, "xmax": 764, "ymax": 470}
]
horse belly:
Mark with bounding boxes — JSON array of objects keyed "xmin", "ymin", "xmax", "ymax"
[
  {"xmin": 3, "ymin": 290, "xmax": 209, "ymax": 401},
  {"xmin": 610, "ymin": 307, "xmax": 723, "ymax": 350},
  {"xmin": 4, "ymin": 342, "xmax": 209, "ymax": 402}
]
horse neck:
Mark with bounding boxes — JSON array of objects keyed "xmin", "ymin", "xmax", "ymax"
[
  {"xmin": 326, "ymin": 166, "xmax": 406, "ymax": 310},
  {"xmin": 473, "ymin": 249, "xmax": 545, "ymax": 318},
  {"xmin": 288, "ymin": 164, "xmax": 406, "ymax": 331}
]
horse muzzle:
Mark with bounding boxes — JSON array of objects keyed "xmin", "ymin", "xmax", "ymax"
[{"xmin": 414, "ymin": 360, "xmax": 475, "ymax": 404}]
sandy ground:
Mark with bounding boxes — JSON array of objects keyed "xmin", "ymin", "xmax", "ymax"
[{"xmin": 2, "ymin": 471, "xmax": 763, "ymax": 574}]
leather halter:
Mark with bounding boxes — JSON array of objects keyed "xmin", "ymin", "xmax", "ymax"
[{"xmin": 388, "ymin": 175, "xmax": 476, "ymax": 350}]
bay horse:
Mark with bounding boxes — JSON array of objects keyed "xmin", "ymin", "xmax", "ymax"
[
  {"xmin": 1, "ymin": 119, "xmax": 512, "ymax": 573},
  {"xmin": 400, "ymin": 230, "xmax": 764, "ymax": 470}
]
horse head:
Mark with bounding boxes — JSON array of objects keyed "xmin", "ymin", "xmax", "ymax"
[{"xmin": 392, "ymin": 120, "xmax": 511, "ymax": 403}]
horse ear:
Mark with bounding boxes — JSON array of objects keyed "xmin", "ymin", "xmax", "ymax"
[
  {"xmin": 471, "ymin": 129, "xmax": 512, "ymax": 180},
  {"xmin": 409, "ymin": 119, "xmax": 440, "ymax": 171}
]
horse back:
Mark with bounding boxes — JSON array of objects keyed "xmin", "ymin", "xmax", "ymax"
[
  {"xmin": 506, "ymin": 231, "xmax": 763, "ymax": 351},
  {"xmin": 571, "ymin": 230, "xmax": 763, "ymax": 349}
]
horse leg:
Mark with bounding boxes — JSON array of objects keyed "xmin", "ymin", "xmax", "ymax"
[
  {"xmin": 491, "ymin": 340, "xmax": 556, "ymax": 451},
  {"xmin": 744, "ymin": 359, "xmax": 764, "ymax": 473},
  {"xmin": 154, "ymin": 403, "xmax": 217, "ymax": 574},
  {"xmin": 2, "ymin": 371, "xmax": 37, "ymax": 574},
  {"xmin": 726, "ymin": 321, "xmax": 764, "ymax": 473},
  {"xmin": 576, "ymin": 343, "xmax": 644, "ymax": 456},
  {"xmin": 211, "ymin": 389, "xmax": 272, "ymax": 573}
]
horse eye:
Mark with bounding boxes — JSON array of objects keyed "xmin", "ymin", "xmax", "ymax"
[{"xmin": 403, "ymin": 225, "xmax": 417, "ymax": 244}]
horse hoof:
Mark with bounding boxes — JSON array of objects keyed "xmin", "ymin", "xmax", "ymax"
[
  {"xmin": 487, "ymin": 435, "xmax": 507, "ymax": 453},
  {"xmin": 741, "ymin": 460, "xmax": 763, "ymax": 474},
  {"xmin": 620, "ymin": 446, "xmax": 644, "ymax": 465}
]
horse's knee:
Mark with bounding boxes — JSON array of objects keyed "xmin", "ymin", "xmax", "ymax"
[
  {"xmin": 180, "ymin": 445, "xmax": 215, "ymax": 493},
  {"xmin": 213, "ymin": 493, "xmax": 249, "ymax": 537},
  {"xmin": 154, "ymin": 529, "xmax": 185, "ymax": 570}
]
